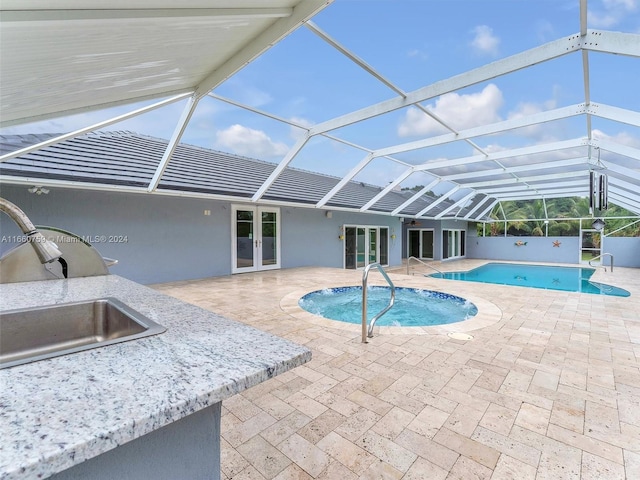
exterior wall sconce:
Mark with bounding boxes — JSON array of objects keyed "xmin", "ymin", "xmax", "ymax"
[
  {"xmin": 325, "ymin": 211, "xmax": 332, "ymax": 219},
  {"xmin": 338, "ymin": 225, "xmax": 344, "ymax": 240}
]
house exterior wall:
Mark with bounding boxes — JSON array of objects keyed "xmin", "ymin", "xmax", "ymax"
[
  {"xmin": 0, "ymin": 185, "xmax": 402, "ymax": 284},
  {"xmin": 402, "ymin": 219, "xmax": 469, "ymax": 261},
  {"xmin": 282, "ymin": 208, "xmax": 402, "ymax": 269}
]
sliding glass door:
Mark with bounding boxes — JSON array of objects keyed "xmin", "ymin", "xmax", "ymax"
[
  {"xmin": 442, "ymin": 229, "xmax": 466, "ymax": 260},
  {"xmin": 344, "ymin": 225, "xmax": 389, "ymax": 269}
]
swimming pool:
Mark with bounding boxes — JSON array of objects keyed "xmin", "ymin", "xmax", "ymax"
[
  {"xmin": 430, "ymin": 263, "xmax": 630, "ymax": 297},
  {"xmin": 299, "ymin": 286, "xmax": 478, "ymax": 327}
]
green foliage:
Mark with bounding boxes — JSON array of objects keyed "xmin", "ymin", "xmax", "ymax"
[
  {"xmin": 479, "ymin": 197, "xmax": 639, "ymax": 237},
  {"xmin": 401, "ymin": 185, "xmax": 424, "ymax": 192}
]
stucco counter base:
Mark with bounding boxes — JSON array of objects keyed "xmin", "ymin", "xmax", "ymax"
[{"xmin": 0, "ymin": 275, "xmax": 311, "ymax": 480}]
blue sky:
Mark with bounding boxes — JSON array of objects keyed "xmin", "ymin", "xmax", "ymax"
[{"xmin": 2, "ymin": 0, "xmax": 639, "ymax": 189}]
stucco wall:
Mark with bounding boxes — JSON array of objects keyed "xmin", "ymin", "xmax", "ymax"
[
  {"xmin": 466, "ymin": 235, "xmax": 639, "ymax": 268},
  {"xmin": 402, "ymin": 219, "xmax": 469, "ymax": 261},
  {"xmin": 604, "ymin": 236, "xmax": 640, "ymax": 268},
  {"xmin": 282, "ymin": 208, "xmax": 402, "ymax": 269},
  {"xmin": 0, "ymin": 185, "xmax": 402, "ymax": 284},
  {"xmin": 466, "ymin": 236, "xmax": 580, "ymax": 263}
]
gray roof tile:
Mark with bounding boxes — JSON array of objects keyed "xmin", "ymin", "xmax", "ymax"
[{"xmin": 0, "ymin": 131, "xmax": 454, "ymax": 216}]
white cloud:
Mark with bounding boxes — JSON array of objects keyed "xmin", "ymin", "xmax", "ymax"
[
  {"xmin": 592, "ymin": 128, "xmax": 640, "ymax": 147},
  {"xmin": 288, "ymin": 116, "xmax": 313, "ymax": 141},
  {"xmin": 506, "ymin": 98, "xmax": 559, "ymax": 141},
  {"xmin": 589, "ymin": 0, "xmax": 637, "ymax": 27},
  {"xmin": 604, "ymin": 0, "xmax": 637, "ymax": 9},
  {"xmin": 215, "ymin": 124, "xmax": 289, "ymax": 158},
  {"xmin": 535, "ymin": 20, "xmax": 555, "ymax": 43},
  {"xmin": 398, "ymin": 83, "xmax": 504, "ymax": 137},
  {"xmin": 407, "ymin": 48, "xmax": 429, "ymax": 61},
  {"xmin": 482, "ymin": 143, "xmax": 511, "ymax": 154},
  {"xmin": 470, "ymin": 25, "xmax": 500, "ymax": 56}
]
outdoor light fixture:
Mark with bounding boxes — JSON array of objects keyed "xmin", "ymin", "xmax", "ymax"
[
  {"xmin": 28, "ymin": 186, "xmax": 49, "ymax": 195},
  {"xmin": 592, "ymin": 218, "xmax": 605, "ymax": 231}
]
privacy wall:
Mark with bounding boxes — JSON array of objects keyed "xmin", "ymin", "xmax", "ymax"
[{"xmin": 466, "ymin": 234, "xmax": 639, "ymax": 268}]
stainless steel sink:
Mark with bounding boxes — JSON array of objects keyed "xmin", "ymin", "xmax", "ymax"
[{"xmin": 0, "ymin": 298, "xmax": 166, "ymax": 369}]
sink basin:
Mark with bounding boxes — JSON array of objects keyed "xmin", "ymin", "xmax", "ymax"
[{"xmin": 0, "ymin": 298, "xmax": 166, "ymax": 369}]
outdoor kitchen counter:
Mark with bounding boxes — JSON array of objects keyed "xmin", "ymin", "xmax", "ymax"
[{"xmin": 0, "ymin": 274, "xmax": 311, "ymax": 480}]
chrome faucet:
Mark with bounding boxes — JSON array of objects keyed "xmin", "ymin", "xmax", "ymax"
[{"xmin": 0, "ymin": 197, "xmax": 63, "ymax": 264}]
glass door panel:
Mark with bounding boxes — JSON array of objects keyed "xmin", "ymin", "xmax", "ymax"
[
  {"xmin": 345, "ymin": 227, "xmax": 357, "ymax": 269},
  {"xmin": 421, "ymin": 230, "xmax": 434, "ymax": 258},
  {"xmin": 356, "ymin": 228, "xmax": 366, "ymax": 268},
  {"xmin": 368, "ymin": 228, "xmax": 377, "ymax": 264},
  {"xmin": 261, "ymin": 211, "xmax": 277, "ymax": 266},
  {"xmin": 580, "ymin": 230, "xmax": 601, "ymax": 263},
  {"xmin": 235, "ymin": 209, "xmax": 254, "ymax": 270},
  {"xmin": 379, "ymin": 228, "xmax": 388, "ymax": 265},
  {"xmin": 408, "ymin": 230, "xmax": 420, "ymax": 257},
  {"xmin": 450, "ymin": 231, "xmax": 458, "ymax": 257}
]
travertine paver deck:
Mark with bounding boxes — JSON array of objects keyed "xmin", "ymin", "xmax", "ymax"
[{"xmin": 152, "ymin": 260, "xmax": 640, "ymax": 479}]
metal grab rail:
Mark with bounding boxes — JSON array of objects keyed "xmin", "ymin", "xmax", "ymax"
[
  {"xmin": 362, "ymin": 263, "xmax": 395, "ymax": 343},
  {"xmin": 407, "ymin": 256, "xmax": 443, "ymax": 276},
  {"xmin": 589, "ymin": 252, "xmax": 614, "ymax": 272}
]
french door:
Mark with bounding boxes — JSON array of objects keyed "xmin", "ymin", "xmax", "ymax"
[{"xmin": 232, "ymin": 205, "xmax": 280, "ymax": 273}]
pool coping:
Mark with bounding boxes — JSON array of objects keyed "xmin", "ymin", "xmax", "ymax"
[{"xmin": 279, "ymin": 284, "xmax": 503, "ymax": 336}]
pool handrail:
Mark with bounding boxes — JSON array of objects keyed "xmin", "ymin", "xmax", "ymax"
[
  {"xmin": 362, "ymin": 263, "xmax": 396, "ymax": 343},
  {"xmin": 407, "ymin": 256, "xmax": 443, "ymax": 276},
  {"xmin": 589, "ymin": 252, "xmax": 614, "ymax": 272}
]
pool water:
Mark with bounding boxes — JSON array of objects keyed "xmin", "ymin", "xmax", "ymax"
[
  {"xmin": 299, "ymin": 286, "xmax": 477, "ymax": 327},
  {"xmin": 430, "ymin": 263, "xmax": 630, "ymax": 297}
]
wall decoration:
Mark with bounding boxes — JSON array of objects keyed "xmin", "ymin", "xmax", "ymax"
[
  {"xmin": 514, "ymin": 241, "xmax": 528, "ymax": 247},
  {"xmin": 552, "ymin": 240, "xmax": 561, "ymax": 247}
]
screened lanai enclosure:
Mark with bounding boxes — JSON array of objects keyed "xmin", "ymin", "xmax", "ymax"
[{"xmin": 1, "ymin": 0, "xmax": 639, "ymax": 235}]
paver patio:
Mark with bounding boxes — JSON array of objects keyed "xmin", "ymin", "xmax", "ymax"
[{"xmin": 153, "ymin": 260, "xmax": 640, "ymax": 479}]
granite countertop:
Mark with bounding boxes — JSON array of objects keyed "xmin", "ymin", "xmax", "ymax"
[{"xmin": 0, "ymin": 275, "xmax": 311, "ymax": 480}]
